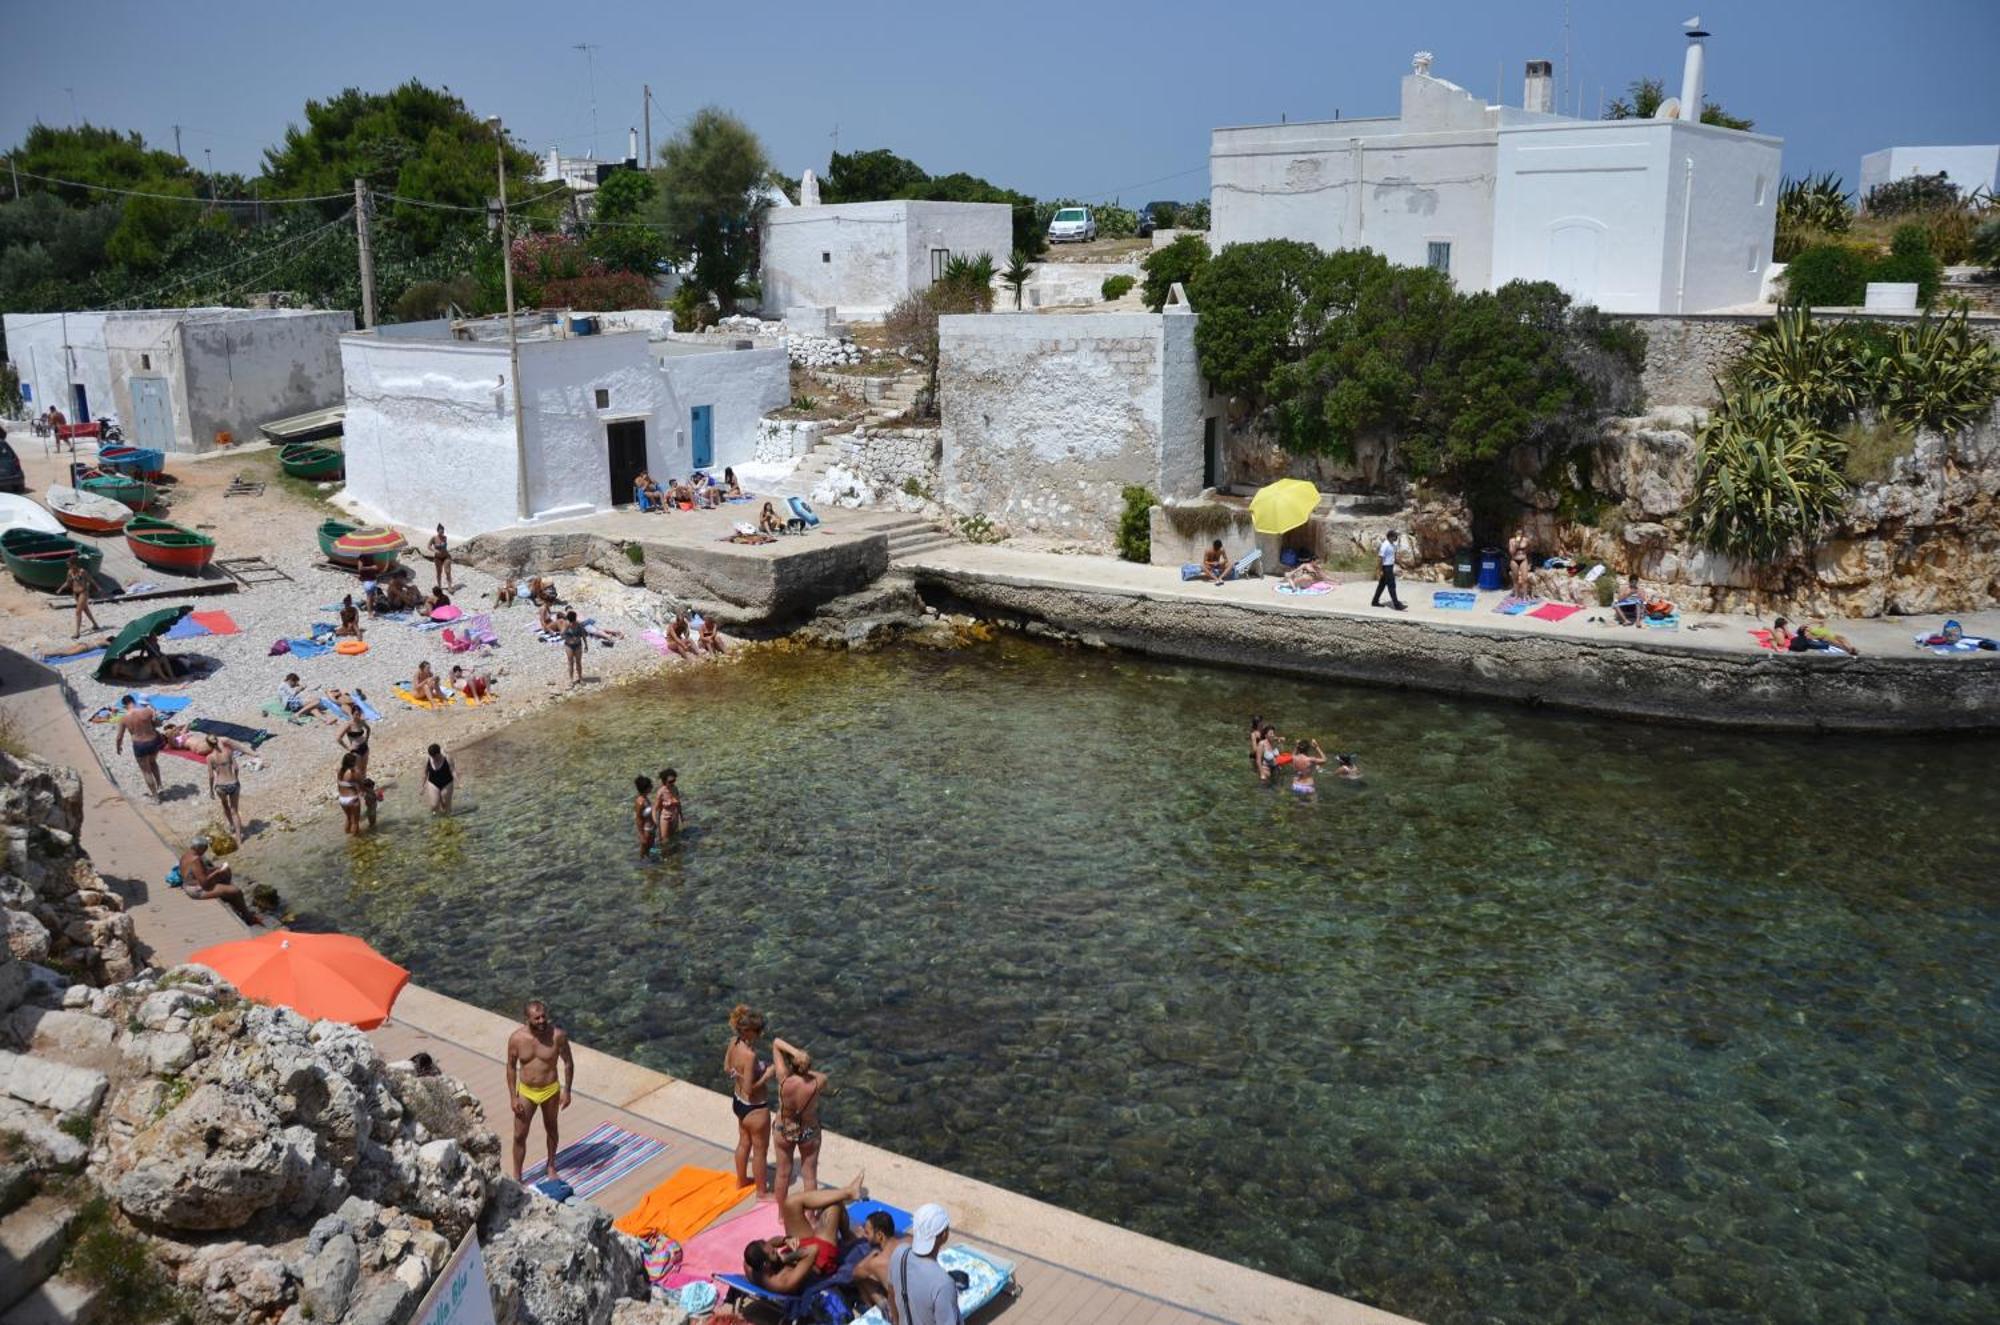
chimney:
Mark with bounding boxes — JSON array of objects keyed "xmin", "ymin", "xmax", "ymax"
[
  {"xmin": 627, "ymin": 127, "xmax": 639, "ymax": 164},
  {"xmin": 1679, "ymin": 16, "xmax": 1709, "ymax": 123},
  {"xmin": 1523, "ymin": 60, "xmax": 1554, "ymax": 114}
]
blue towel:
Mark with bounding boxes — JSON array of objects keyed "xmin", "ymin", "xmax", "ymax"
[
  {"xmin": 287, "ymin": 638, "xmax": 332, "ymax": 659},
  {"xmin": 1432, "ymin": 590, "xmax": 1477, "ymax": 610},
  {"xmin": 41, "ymin": 647, "xmax": 107, "ymax": 666},
  {"xmin": 1643, "ymin": 613, "xmax": 1681, "ymax": 630},
  {"xmin": 164, "ymin": 616, "xmax": 211, "ymax": 640},
  {"xmin": 134, "ymin": 693, "xmax": 193, "ymax": 715}
]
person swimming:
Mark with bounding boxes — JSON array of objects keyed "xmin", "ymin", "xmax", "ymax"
[{"xmin": 1288, "ymin": 738, "xmax": 1327, "ymax": 794}]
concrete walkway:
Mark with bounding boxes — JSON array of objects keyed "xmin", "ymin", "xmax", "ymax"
[{"xmin": 0, "ymin": 649, "xmax": 1409, "ymax": 1325}]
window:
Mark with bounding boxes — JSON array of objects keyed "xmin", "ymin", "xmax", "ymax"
[
  {"xmin": 1426, "ymin": 241, "xmax": 1451, "ymax": 274},
  {"xmin": 594, "ymin": 388, "xmax": 611, "ymax": 409},
  {"xmin": 140, "ymin": 354, "xmax": 151, "ymax": 370},
  {"xmin": 821, "ymin": 251, "xmax": 831, "ymax": 264},
  {"xmin": 930, "ymin": 247, "xmax": 951, "ymax": 282}
]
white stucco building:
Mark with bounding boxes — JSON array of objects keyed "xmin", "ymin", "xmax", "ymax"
[
  {"xmin": 762, "ymin": 198, "xmax": 1013, "ymax": 322},
  {"xmin": 4, "ymin": 307, "xmax": 351, "ymax": 452},
  {"xmin": 339, "ymin": 313, "xmax": 788, "ymax": 536},
  {"xmin": 1859, "ymin": 145, "xmax": 2000, "ymax": 203},
  {"xmin": 1209, "ymin": 27, "xmax": 1782, "ymax": 313}
]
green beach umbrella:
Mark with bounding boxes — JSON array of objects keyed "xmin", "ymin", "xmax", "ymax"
[{"xmin": 94, "ymin": 605, "xmax": 194, "ymax": 682}]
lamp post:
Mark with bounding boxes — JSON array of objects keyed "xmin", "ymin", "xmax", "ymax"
[{"xmin": 489, "ymin": 116, "xmax": 530, "ymax": 522}]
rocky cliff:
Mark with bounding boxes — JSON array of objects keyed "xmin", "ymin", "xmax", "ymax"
[{"xmin": 1, "ymin": 752, "xmax": 140, "ymax": 986}]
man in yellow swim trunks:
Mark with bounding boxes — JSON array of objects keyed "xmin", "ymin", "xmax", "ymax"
[{"xmin": 506, "ymin": 999, "xmax": 575, "ymax": 1181}]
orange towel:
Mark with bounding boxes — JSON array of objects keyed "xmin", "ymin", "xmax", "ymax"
[{"xmin": 614, "ymin": 1164, "xmax": 752, "ymax": 1242}]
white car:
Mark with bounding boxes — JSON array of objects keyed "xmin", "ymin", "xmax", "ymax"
[{"xmin": 1046, "ymin": 207, "xmax": 1097, "ymax": 244}]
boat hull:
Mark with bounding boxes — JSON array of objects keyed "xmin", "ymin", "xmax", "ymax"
[
  {"xmin": 281, "ymin": 447, "xmax": 344, "ymax": 480},
  {"xmin": 46, "ymin": 485, "xmax": 132, "ymax": 536},
  {"xmin": 125, "ymin": 516, "xmax": 216, "ymax": 573},
  {"xmin": 79, "ymin": 475, "xmax": 159, "ymax": 511},
  {"xmin": 1, "ymin": 530, "xmax": 105, "ymax": 590},
  {"xmin": 98, "ymin": 446, "xmax": 166, "ymax": 480}
]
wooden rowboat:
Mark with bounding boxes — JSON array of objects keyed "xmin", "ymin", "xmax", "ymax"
[
  {"xmin": 316, "ymin": 519, "xmax": 356, "ymax": 560},
  {"xmin": 1, "ymin": 528, "xmax": 104, "ymax": 590},
  {"xmin": 316, "ymin": 519, "xmax": 402, "ymax": 569},
  {"xmin": 77, "ymin": 471, "xmax": 160, "ymax": 511},
  {"xmin": 45, "ymin": 485, "xmax": 132, "ymax": 536},
  {"xmin": 280, "ymin": 446, "xmax": 344, "ymax": 480},
  {"xmin": 125, "ymin": 513, "xmax": 217, "ymax": 574},
  {"xmin": 0, "ymin": 494, "xmax": 64, "ymax": 537},
  {"xmin": 98, "ymin": 446, "xmax": 166, "ymax": 480}
]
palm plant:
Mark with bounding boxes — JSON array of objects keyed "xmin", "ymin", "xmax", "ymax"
[
  {"xmin": 940, "ymin": 252, "xmax": 996, "ymax": 310},
  {"xmin": 1690, "ymin": 389, "xmax": 1850, "ymax": 563},
  {"xmin": 1729, "ymin": 307, "xmax": 1869, "ymax": 427},
  {"xmin": 1869, "ymin": 310, "xmax": 2000, "ymax": 436},
  {"xmin": 1774, "ymin": 172, "xmax": 1851, "ymax": 260},
  {"xmin": 1000, "ymin": 251, "xmax": 1034, "ymax": 310}
]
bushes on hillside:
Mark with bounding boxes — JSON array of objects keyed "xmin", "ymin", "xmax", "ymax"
[
  {"xmin": 1780, "ymin": 226, "xmax": 1944, "ymax": 308},
  {"xmin": 1100, "ymin": 274, "xmax": 1135, "ymax": 301},
  {"xmin": 1141, "ymin": 233, "xmax": 1209, "ymax": 311}
]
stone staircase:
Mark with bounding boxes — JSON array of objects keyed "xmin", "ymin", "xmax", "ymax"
[
  {"xmin": 767, "ymin": 432, "xmax": 848, "ymax": 499},
  {"xmin": 0, "ymin": 1178, "xmax": 103, "ymax": 1325},
  {"xmin": 862, "ymin": 373, "xmax": 923, "ymax": 426},
  {"xmin": 872, "ymin": 512, "xmax": 958, "ymax": 563}
]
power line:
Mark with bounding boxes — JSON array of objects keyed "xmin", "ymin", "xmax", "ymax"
[
  {"xmin": 1066, "ymin": 163, "xmax": 1210, "ymax": 204},
  {"xmin": 3, "ymin": 167, "xmax": 350, "ymax": 205},
  {"xmin": 373, "ymin": 182, "xmax": 571, "ymax": 215}
]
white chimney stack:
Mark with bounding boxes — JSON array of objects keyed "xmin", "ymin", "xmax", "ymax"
[
  {"xmin": 627, "ymin": 127, "xmax": 639, "ymax": 163},
  {"xmin": 1679, "ymin": 17, "xmax": 1709, "ymax": 123},
  {"xmin": 1524, "ymin": 59, "xmax": 1554, "ymax": 114}
]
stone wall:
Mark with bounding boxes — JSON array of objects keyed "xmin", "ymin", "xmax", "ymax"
[
  {"xmin": 1615, "ymin": 311, "xmax": 2000, "ymax": 407},
  {"xmin": 812, "ymin": 426, "xmax": 941, "ymax": 511},
  {"xmin": 1, "ymin": 753, "xmax": 139, "ymax": 985},
  {"xmin": 755, "ymin": 417, "xmax": 834, "ymax": 463}
]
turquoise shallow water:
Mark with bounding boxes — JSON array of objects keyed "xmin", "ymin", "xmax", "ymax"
[{"xmin": 252, "ymin": 639, "xmax": 2000, "ymax": 1324}]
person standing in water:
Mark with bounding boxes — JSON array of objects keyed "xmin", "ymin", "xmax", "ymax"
[
  {"xmin": 422, "ymin": 743, "xmax": 456, "ymax": 814},
  {"xmin": 725, "ymin": 1005, "xmax": 777, "ymax": 1198},
  {"xmin": 653, "ymin": 768, "xmax": 683, "ymax": 841},
  {"xmin": 506, "ymin": 1000, "xmax": 574, "ymax": 1181},
  {"xmin": 1288, "ymin": 738, "xmax": 1328, "ymax": 795},
  {"xmin": 63, "ymin": 556, "xmax": 100, "ymax": 638},
  {"xmin": 632, "ymin": 775, "xmax": 656, "ymax": 856}
]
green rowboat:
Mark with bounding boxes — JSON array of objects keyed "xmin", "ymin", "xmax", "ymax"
[
  {"xmin": 125, "ymin": 514, "xmax": 217, "ymax": 574},
  {"xmin": 79, "ymin": 472, "xmax": 159, "ymax": 511},
  {"xmin": 281, "ymin": 446, "xmax": 344, "ymax": 481},
  {"xmin": 2, "ymin": 528, "xmax": 104, "ymax": 590}
]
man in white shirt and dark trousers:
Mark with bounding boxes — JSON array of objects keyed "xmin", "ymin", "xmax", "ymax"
[
  {"xmin": 889, "ymin": 1202, "xmax": 963, "ymax": 1325},
  {"xmin": 1372, "ymin": 529, "xmax": 1408, "ymax": 610}
]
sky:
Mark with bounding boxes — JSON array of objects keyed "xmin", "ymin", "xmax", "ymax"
[{"xmin": 2, "ymin": 0, "xmax": 1997, "ymax": 204}]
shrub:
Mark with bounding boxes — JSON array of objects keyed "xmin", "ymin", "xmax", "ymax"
[
  {"xmin": 670, "ymin": 283, "xmax": 717, "ymax": 332},
  {"xmin": 1780, "ymin": 243, "xmax": 1870, "ymax": 308},
  {"xmin": 63, "ymin": 1196, "xmax": 187, "ymax": 1324},
  {"xmin": 1594, "ymin": 574, "xmax": 1618, "ymax": 608},
  {"xmin": 1100, "ymin": 274, "xmax": 1135, "ymax": 301},
  {"xmin": 542, "ymin": 270, "xmax": 657, "ymax": 311},
  {"xmin": 1974, "ymin": 217, "xmax": 2000, "ymax": 275},
  {"xmin": 1690, "ymin": 389, "xmax": 1850, "ymax": 562},
  {"xmin": 1116, "ymin": 485, "xmax": 1155, "ymax": 562},
  {"xmin": 1141, "ymin": 233, "xmax": 1210, "ymax": 311},
  {"xmin": 1869, "ymin": 225, "xmax": 1943, "ymax": 306},
  {"xmin": 1864, "ymin": 171, "xmax": 1959, "ymax": 217},
  {"xmin": 1094, "ymin": 204, "xmax": 1138, "ymax": 238},
  {"xmin": 1775, "ymin": 172, "xmax": 1852, "ymax": 261},
  {"xmin": 1728, "ymin": 307, "xmax": 1869, "ymax": 425},
  {"xmin": 1869, "ymin": 311, "xmax": 2000, "ymax": 435},
  {"xmin": 1838, "ymin": 417, "xmax": 1915, "ymax": 484}
]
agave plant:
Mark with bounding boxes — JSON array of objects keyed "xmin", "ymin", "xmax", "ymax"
[
  {"xmin": 1729, "ymin": 307, "xmax": 1869, "ymax": 427},
  {"xmin": 1691, "ymin": 389, "xmax": 1851, "ymax": 563},
  {"xmin": 1868, "ymin": 310, "xmax": 2000, "ymax": 436},
  {"xmin": 1774, "ymin": 172, "xmax": 1852, "ymax": 259}
]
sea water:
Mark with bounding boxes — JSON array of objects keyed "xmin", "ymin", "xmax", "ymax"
[{"xmin": 250, "ymin": 638, "xmax": 2000, "ymax": 1323}]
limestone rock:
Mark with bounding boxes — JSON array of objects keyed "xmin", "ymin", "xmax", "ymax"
[
  {"xmin": 481, "ymin": 1179, "xmax": 648, "ymax": 1325},
  {"xmin": 612, "ymin": 1299, "xmax": 693, "ymax": 1325},
  {"xmin": 0, "ymin": 1048, "xmax": 108, "ymax": 1116},
  {"xmin": 3, "ymin": 908, "xmax": 49, "ymax": 963},
  {"xmin": 114, "ymin": 1081, "xmax": 292, "ymax": 1230},
  {"xmin": 9, "ymin": 1005, "xmax": 117, "ymax": 1055},
  {"xmin": 301, "ymin": 1231, "xmax": 361, "ymax": 1320}
]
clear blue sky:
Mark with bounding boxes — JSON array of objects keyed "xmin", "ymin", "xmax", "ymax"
[{"xmin": 3, "ymin": 0, "xmax": 1996, "ymax": 202}]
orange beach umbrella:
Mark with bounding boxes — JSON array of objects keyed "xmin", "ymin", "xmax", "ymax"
[
  {"xmin": 188, "ymin": 930, "xmax": 410, "ymax": 1029},
  {"xmin": 330, "ymin": 526, "xmax": 406, "ymax": 561}
]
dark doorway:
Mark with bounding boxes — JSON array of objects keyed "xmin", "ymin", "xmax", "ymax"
[
  {"xmin": 72, "ymin": 383, "xmax": 90, "ymax": 421},
  {"xmin": 607, "ymin": 420, "xmax": 648, "ymax": 505},
  {"xmin": 1202, "ymin": 417, "xmax": 1218, "ymax": 490}
]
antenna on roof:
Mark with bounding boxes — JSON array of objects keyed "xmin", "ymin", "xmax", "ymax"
[{"xmin": 574, "ymin": 43, "xmax": 601, "ymax": 158}]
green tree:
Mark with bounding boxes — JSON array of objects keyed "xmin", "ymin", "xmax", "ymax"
[
  {"xmin": 1186, "ymin": 238, "xmax": 1326, "ymax": 401},
  {"xmin": 1000, "ymin": 250, "xmax": 1034, "ymax": 309},
  {"xmin": 1605, "ymin": 76, "xmax": 1753, "ymax": 130},
  {"xmin": 653, "ymin": 107, "xmax": 771, "ymax": 312},
  {"xmin": 1140, "ymin": 233, "xmax": 1209, "ymax": 311},
  {"xmin": 822, "ymin": 148, "xmax": 930, "ymax": 203},
  {"xmin": 262, "ymin": 81, "xmax": 539, "ymax": 252},
  {"xmin": 586, "ymin": 169, "xmax": 670, "ymax": 275}
]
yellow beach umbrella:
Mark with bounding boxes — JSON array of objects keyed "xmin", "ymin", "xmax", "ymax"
[{"xmin": 1249, "ymin": 479, "xmax": 1322, "ymax": 535}]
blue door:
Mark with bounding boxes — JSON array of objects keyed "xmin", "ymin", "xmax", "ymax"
[
  {"xmin": 690, "ymin": 405, "xmax": 713, "ymax": 470},
  {"xmin": 72, "ymin": 384, "xmax": 89, "ymax": 421}
]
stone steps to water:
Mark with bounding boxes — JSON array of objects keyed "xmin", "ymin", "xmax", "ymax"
[
  {"xmin": 0, "ymin": 1195, "xmax": 79, "ymax": 1318},
  {"xmin": 0, "ymin": 1274, "xmax": 104, "ymax": 1325}
]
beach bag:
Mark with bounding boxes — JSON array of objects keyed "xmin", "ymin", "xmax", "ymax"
[
  {"xmin": 1180, "ymin": 563, "xmax": 1201, "ymax": 581},
  {"xmin": 641, "ymin": 1236, "xmax": 683, "ymax": 1289},
  {"xmin": 269, "ymin": 639, "xmax": 291, "ymax": 656},
  {"xmin": 802, "ymin": 1285, "xmax": 854, "ymax": 1325},
  {"xmin": 165, "ymin": 865, "xmax": 183, "ymax": 888}
]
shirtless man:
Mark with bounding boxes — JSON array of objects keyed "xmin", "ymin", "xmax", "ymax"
[
  {"xmin": 63, "ymin": 556, "xmax": 100, "ymax": 638},
  {"xmin": 114, "ymin": 695, "xmax": 165, "ymax": 798},
  {"xmin": 697, "ymin": 616, "xmax": 724, "ymax": 655},
  {"xmin": 179, "ymin": 837, "xmax": 259, "ymax": 926},
  {"xmin": 1200, "ymin": 538, "xmax": 1230, "ymax": 585},
  {"xmin": 505, "ymin": 1000, "xmax": 574, "ymax": 1181},
  {"xmin": 206, "ymin": 736, "xmax": 249, "ymax": 837},
  {"xmin": 664, "ymin": 612, "xmax": 697, "ymax": 659}
]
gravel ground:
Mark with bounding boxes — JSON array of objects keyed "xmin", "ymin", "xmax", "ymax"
[{"xmin": 5, "ymin": 444, "xmax": 730, "ymax": 852}]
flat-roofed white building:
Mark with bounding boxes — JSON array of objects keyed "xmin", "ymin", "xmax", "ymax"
[
  {"xmin": 1859, "ymin": 145, "xmax": 2000, "ymax": 202},
  {"xmin": 1210, "ymin": 26, "xmax": 1781, "ymax": 313},
  {"xmin": 762, "ymin": 198, "xmax": 1013, "ymax": 322}
]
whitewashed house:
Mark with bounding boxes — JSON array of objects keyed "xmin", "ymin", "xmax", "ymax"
[
  {"xmin": 1209, "ymin": 24, "xmax": 1782, "ymax": 313},
  {"xmin": 1859, "ymin": 145, "xmax": 2000, "ymax": 202},
  {"xmin": 339, "ymin": 313, "xmax": 788, "ymax": 536},
  {"xmin": 762, "ymin": 193, "xmax": 1013, "ymax": 322},
  {"xmin": 4, "ymin": 307, "xmax": 351, "ymax": 451}
]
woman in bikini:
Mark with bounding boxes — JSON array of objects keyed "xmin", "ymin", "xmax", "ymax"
[
  {"xmin": 1509, "ymin": 528, "xmax": 1531, "ymax": 599},
  {"xmin": 723, "ymin": 467, "xmax": 744, "ymax": 499},
  {"xmin": 758, "ymin": 502, "xmax": 785, "ymax": 535},
  {"xmin": 742, "ymin": 1172, "xmax": 866, "ymax": 1296},
  {"xmin": 412, "ymin": 661, "xmax": 447, "ymax": 704},
  {"xmin": 632, "ymin": 775, "xmax": 655, "ymax": 857},
  {"xmin": 653, "ymin": 768, "xmax": 683, "ymax": 842},
  {"xmin": 1288, "ymin": 737, "xmax": 1327, "ymax": 795},
  {"xmin": 422, "ymin": 744, "xmax": 456, "ymax": 815},
  {"xmin": 725, "ymin": 1005, "xmax": 777, "ymax": 1198},
  {"xmin": 337, "ymin": 752, "xmax": 365, "ymax": 835},
  {"xmin": 206, "ymin": 736, "xmax": 248, "ymax": 837},
  {"xmin": 771, "ymin": 1039, "xmax": 829, "ymax": 1196},
  {"xmin": 338, "ymin": 710, "xmax": 372, "ymax": 780},
  {"xmin": 335, "ymin": 594, "xmax": 365, "ymax": 640},
  {"xmin": 697, "ymin": 616, "xmax": 725, "ymax": 655}
]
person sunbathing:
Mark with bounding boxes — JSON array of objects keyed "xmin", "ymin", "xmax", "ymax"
[
  {"xmin": 1643, "ymin": 595, "xmax": 1677, "ymax": 622},
  {"xmin": 698, "ymin": 617, "xmax": 725, "ymax": 655},
  {"xmin": 668, "ymin": 479, "xmax": 696, "ymax": 509},
  {"xmin": 448, "ymin": 665, "xmax": 492, "ymax": 702},
  {"xmin": 664, "ymin": 612, "xmax": 698, "ymax": 658},
  {"xmin": 280, "ymin": 673, "xmax": 340, "ymax": 726},
  {"xmin": 427, "ymin": 586, "xmax": 452, "ymax": 613},
  {"xmin": 527, "ymin": 576, "xmax": 560, "ymax": 606},
  {"xmin": 1284, "ymin": 559, "xmax": 1326, "ymax": 589},
  {"xmin": 1791, "ymin": 621, "xmax": 1860, "ymax": 656},
  {"xmin": 494, "ymin": 580, "xmax": 519, "ymax": 608},
  {"xmin": 758, "ymin": 502, "xmax": 786, "ymax": 535},
  {"xmin": 724, "ymin": 467, "xmax": 744, "ymax": 499},
  {"xmin": 636, "ymin": 473, "xmax": 666, "ymax": 509},
  {"xmin": 412, "ymin": 661, "xmax": 446, "ymax": 704},
  {"xmin": 742, "ymin": 1173, "xmax": 866, "ymax": 1297},
  {"xmin": 1200, "ymin": 539, "xmax": 1230, "ymax": 585},
  {"xmin": 537, "ymin": 599, "xmax": 564, "ymax": 634},
  {"xmin": 1769, "ymin": 616, "xmax": 1796, "ymax": 649}
]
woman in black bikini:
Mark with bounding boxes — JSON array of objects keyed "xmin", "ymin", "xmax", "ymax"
[
  {"xmin": 771, "ymin": 1038, "xmax": 828, "ymax": 1196},
  {"xmin": 632, "ymin": 775, "xmax": 655, "ymax": 856},
  {"xmin": 725, "ymin": 1005, "xmax": 776, "ymax": 1198},
  {"xmin": 339, "ymin": 711, "xmax": 371, "ymax": 780},
  {"xmin": 1509, "ymin": 529, "xmax": 1531, "ymax": 599},
  {"xmin": 423, "ymin": 743, "xmax": 456, "ymax": 815}
]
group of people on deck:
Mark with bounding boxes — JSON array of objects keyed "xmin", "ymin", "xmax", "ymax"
[{"xmin": 635, "ymin": 467, "xmax": 743, "ymax": 511}]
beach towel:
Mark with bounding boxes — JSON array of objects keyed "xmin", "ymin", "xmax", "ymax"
[
  {"xmin": 41, "ymin": 647, "xmax": 107, "ymax": 666},
  {"xmin": 261, "ymin": 701, "xmax": 318, "ymax": 727},
  {"xmin": 1643, "ymin": 613, "xmax": 1681, "ymax": 630},
  {"xmin": 286, "ymin": 638, "xmax": 332, "ymax": 659},
  {"xmin": 463, "ymin": 613, "xmax": 498, "ymax": 644},
  {"xmin": 392, "ymin": 685, "xmax": 457, "ymax": 711},
  {"xmin": 533, "ymin": 1178, "xmax": 575, "ymax": 1203},
  {"xmin": 1527, "ymin": 602, "xmax": 1583, "ymax": 622},
  {"xmin": 163, "ymin": 744, "xmax": 209, "ymax": 765},
  {"xmin": 613, "ymin": 1165, "xmax": 750, "ymax": 1243},
  {"xmin": 1276, "ymin": 580, "xmax": 1334, "ymax": 596},
  {"xmin": 639, "ymin": 629, "xmax": 675, "ymax": 656},
  {"xmin": 664, "ymin": 1204, "xmax": 782, "ymax": 1290},
  {"xmin": 133, "ymin": 693, "xmax": 194, "ymax": 715},
  {"xmin": 404, "ymin": 618, "xmax": 449, "ymax": 633},
  {"xmin": 164, "ymin": 616, "xmax": 212, "ymax": 640},
  {"xmin": 1431, "ymin": 590, "xmax": 1477, "ymax": 610},
  {"xmin": 1179, "ymin": 563, "xmax": 1202, "ymax": 581},
  {"xmin": 1493, "ymin": 596, "xmax": 1537, "ymax": 615},
  {"xmin": 189, "ymin": 718, "xmax": 273, "ymax": 748},
  {"xmin": 320, "ymin": 693, "xmax": 383, "ymax": 723},
  {"xmin": 189, "ymin": 610, "xmax": 240, "ymax": 636},
  {"xmin": 852, "ymin": 1244, "xmax": 1017, "ymax": 1325},
  {"xmin": 1751, "ymin": 628, "xmax": 1782, "ymax": 650},
  {"xmin": 520, "ymin": 1122, "xmax": 668, "ymax": 1200}
]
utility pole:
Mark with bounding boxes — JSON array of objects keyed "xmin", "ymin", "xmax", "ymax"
[
  {"xmin": 172, "ymin": 125, "xmax": 184, "ymax": 160},
  {"xmin": 642, "ymin": 85, "xmax": 651, "ymax": 166},
  {"xmin": 574, "ymin": 44, "xmax": 601, "ymax": 158},
  {"xmin": 6, "ymin": 156, "xmax": 17, "ymax": 200},
  {"xmin": 204, "ymin": 148, "xmax": 215, "ymax": 210},
  {"xmin": 488, "ymin": 117, "xmax": 529, "ymax": 522},
  {"xmin": 353, "ymin": 180, "xmax": 378, "ymax": 329}
]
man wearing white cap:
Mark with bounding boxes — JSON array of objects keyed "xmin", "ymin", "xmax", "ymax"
[{"xmin": 889, "ymin": 1202, "xmax": 961, "ymax": 1325}]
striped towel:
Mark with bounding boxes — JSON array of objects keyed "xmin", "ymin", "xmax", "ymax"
[{"xmin": 521, "ymin": 1122, "xmax": 668, "ymax": 1199}]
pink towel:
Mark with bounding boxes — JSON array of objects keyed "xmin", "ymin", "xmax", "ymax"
[
  {"xmin": 1527, "ymin": 602, "xmax": 1582, "ymax": 622},
  {"xmin": 430, "ymin": 604, "xmax": 462, "ymax": 622},
  {"xmin": 664, "ymin": 1203, "xmax": 780, "ymax": 1289},
  {"xmin": 640, "ymin": 629, "xmax": 674, "ymax": 656}
]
